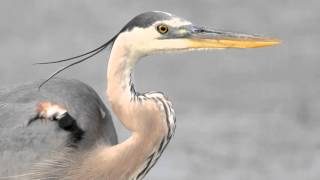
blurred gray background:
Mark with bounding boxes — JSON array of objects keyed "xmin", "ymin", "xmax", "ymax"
[{"xmin": 0, "ymin": 0, "xmax": 319, "ymax": 179}]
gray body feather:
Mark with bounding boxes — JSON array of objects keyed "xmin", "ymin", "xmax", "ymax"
[{"xmin": 0, "ymin": 79, "xmax": 117, "ymax": 177}]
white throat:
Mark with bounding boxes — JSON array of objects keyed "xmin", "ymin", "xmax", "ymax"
[{"xmin": 105, "ymin": 33, "xmax": 176, "ymax": 180}]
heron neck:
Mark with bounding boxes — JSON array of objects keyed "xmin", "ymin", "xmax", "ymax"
[
  {"xmin": 106, "ymin": 42, "xmax": 139, "ymax": 132},
  {"xmin": 107, "ymin": 48, "xmax": 136, "ymax": 106},
  {"xmin": 104, "ymin": 37, "xmax": 168, "ymax": 179},
  {"xmin": 106, "ymin": 37, "xmax": 165, "ymax": 134}
]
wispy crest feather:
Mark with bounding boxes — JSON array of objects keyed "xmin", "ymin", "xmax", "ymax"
[{"xmin": 36, "ymin": 35, "xmax": 118, "ymax": 89}]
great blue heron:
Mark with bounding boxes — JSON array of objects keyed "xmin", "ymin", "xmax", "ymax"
[{"xmin": 0, "ymin": 11, "xmax": 279, "ymax": 179}]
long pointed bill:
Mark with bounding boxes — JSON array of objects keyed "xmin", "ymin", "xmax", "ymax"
[{"xmin": 187, "ymin": 28, "xmax": 280, "ymax": 49}]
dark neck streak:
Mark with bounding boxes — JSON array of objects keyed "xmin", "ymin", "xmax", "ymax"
[{"xmin": 106, "ymin": 36, "xmax": 175, "ymax": 180}]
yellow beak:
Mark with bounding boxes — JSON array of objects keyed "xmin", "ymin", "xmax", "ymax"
[{"xmin": 187, "ymin": 29, "xmax": 280, "ymax": 49}]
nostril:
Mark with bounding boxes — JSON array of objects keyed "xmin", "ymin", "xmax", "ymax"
[{"xmin": 193, "ymin": 27, "xmax": 206, "ymax": 33}]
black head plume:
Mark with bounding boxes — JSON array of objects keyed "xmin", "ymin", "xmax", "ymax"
[{"xmin": 36, "ymin": 35, "xmax": 118, "ymax": 89}]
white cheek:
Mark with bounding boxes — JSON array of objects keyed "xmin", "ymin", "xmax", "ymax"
[
  {"xmin": 114, "ymin": 17, "xmax": 194, "ymax": 57},
  {"xmin": 148, "ymin": 39, "xmax": 191, "ymax": 53},
  {"xmin": 120, "ymin": 27, "xmax": 161, "ymax": 56}
]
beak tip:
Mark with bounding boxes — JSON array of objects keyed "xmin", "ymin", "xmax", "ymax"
[
  {"xmin": 269, "ymin": 38, "xmax": 281, "ymax": 45},
  {"xmin": 262, "ymin": 38, "xmax": 282, "ymax": 47},
  {"xmin": 248, "ymin": 37, "xmax": 281, "ymax": 48}
]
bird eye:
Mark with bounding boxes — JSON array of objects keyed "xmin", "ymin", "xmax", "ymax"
[{"xmin": 157, "ymin": 24, "xmax": 169, "ymax": 34}]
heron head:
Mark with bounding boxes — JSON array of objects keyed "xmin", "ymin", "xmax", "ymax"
[
  {"xmin": 37, "ymin": 11, "xmax": 280, "ymax": 88},
  {"xmin": 115, "ymin": 11, "xmax": 280, "ymax": 57}
]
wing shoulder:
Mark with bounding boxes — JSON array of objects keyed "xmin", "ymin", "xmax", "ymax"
[{"xmin": 0, "ymin": 78, "xmax": 117, "ymax": 177}]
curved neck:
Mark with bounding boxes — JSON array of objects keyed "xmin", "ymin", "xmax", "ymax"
[
  {"xmin": 106, "ymin": 34, "xmax": 168, "ymax": 134},
  {"xmin": 103, "ymin": 35, "xmax": 168, "ymax": 179},
  {"xmin": 107, "ymin": 41, "xmax": 137, "ymax": 108},
  {"xmin": 107, "ymin": 37, "xmax": 140, "ymax": 132}
]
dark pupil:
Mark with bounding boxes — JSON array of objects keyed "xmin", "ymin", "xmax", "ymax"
[{"xmin": 160, "ymin": 26, "xmax": 166, "ymax": 32}]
